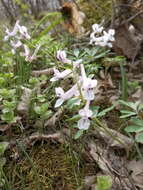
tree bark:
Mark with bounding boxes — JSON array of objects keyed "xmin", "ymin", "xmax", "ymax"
[{"xmin": 0, "ymin": 0, "xmax": 74, "ymax": 22}]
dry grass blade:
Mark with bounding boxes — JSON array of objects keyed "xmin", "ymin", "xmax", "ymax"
[{"xmin": 32, "ymin": 68, "xmax": 54, "ymax": 77}]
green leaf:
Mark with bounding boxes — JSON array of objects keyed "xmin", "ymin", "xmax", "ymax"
[
  {"xmin": 73, "ymin": 49, "xmax": 80, "ymax": 58},
  {"xmin": 1, "ymin": 111, "xmax": 16, "ymax": 123},
  {"xmin": 66, "ymin": 114, "xmax": 80, "ymax": 122},
  {"xmin": 91, "ymin": 106, "xmax": 99, "ymax": 117},
  {"xmin": 66, "ymin": 98, "xmax": 80, "ymax": 109},
  {"xmin": 97, "ymin": 105, "xmax": 115, "ymax": 117},
  {"xmin": 37, "ymin": 95, "xmax": 46, "ymax": 103},
  {"xmin": 42, "ymin": 110, "xmax": 52, "ymax": 120},
  {"xmin": 0, "ymin": 142, "xmax": 9, "ymax": 156},
  {"xmin": 74, "ymin": 130, "xmax": 84, "ymax": 139},
  {"xmin": 131, "ymin": 118, "xmax": 143, "ymax": 127},
  {"xmin": 34, "ymin": 106, "xmax": 41, "ymax": 115},
  {"xmin": 97, "ymin": 175, "xmax": 112, "ymax": 190},
  {"xmin": 119, "ymin": 100, "xmax": 139, "ymax": 111},
  {"xmin": 125, "ymin": 125, "xmax": 143, "ymax": 133},
  {"xmin": 41, "ymin": 103, "xmax": 49, "ymax": 112},
  {"xmin": 120, "ymin": 110, "xmax": 136, "ymax": 118},
  {"xmin": 135, "ymin": 133, "xmax": 143, "ymax": 143},
  {"xmin": 94, "ymin": 50, "xmax": 110, "ymax": 59},
  {"xmin": 34, "ymin": 103, "xmax": 49, "ymax": 115}
]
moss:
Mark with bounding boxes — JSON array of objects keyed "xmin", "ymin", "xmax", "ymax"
[{"xmin": 4, "ymin": 141, "xmax": 97, "ymax": 190}]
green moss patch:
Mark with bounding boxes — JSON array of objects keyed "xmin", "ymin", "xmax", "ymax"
[{"xmin": 4, "ymin": 141, "xmax": 97, "ymax": 190}]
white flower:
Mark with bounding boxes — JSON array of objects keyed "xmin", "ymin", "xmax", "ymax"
[
  {"xmin": 18, "ymin": 25, "xmax": 31, "ymax": 39},
  {"xmin": 21, "ymin": 44, "xmax": 30, "ymax": 58},
  {"xmin": 90, "ymin": 32, "xmax": 96, "ymax": 44},
  {"xmin": 78, "ymin": 118, "xmax": 90, "ymax": 130},
  {"xmin": 4, "ymin": 20, "xmax": 19, "ymax": 41},
  {"xmin": 90, "ymin": 23, "xmax": 115, "ymax": 48},
  {"xmin": 78, "ymin": 101, "xmax": 92, "ymax": 130},
  {"xmin": 21, "ymin": 44, "xmax": 40, "ymax": 62},
  {"xmin": 10, "ymin": 40, "xmax": 22, "ymax": 49},
  {"xmin": 82, "ymin": 78, "xmax": 98, "ymax": 100},
  {"xmin": 50, "ymin": 68, "xmax": 71, "ymax": 82},
  {"xmin": 10, "ymin": 40, "xmax": 22, "ymax": 54},
  {"xmin": 55, "ymin": 85, "xmax": 78, "ymax": 108},
  {"xmin": 92, "ymin": 24, "xmax": 104, "ymax": 33},
  {"xmin": 73, "ymin": 59, "xmax": 82, "ymax": 68},
  {"xmin": 108, "ymin": 29, "xmax": 115, "ymax": 36},
  {"xmin": 103, "ymin": 31, "xmax": 115, "ymax": 42},
  {"xmin": 80, "ymin": 64, "xmax": 97, "ymax": 100},
  {"xmin": 28, "ymin": 44, "xmax": 40, "ymax": 61},
  {"xmin": 56, "ymin": 50, "xmax": 71, "ymax": 64},
  {"xmin": 4, "ymin": 20, "xmax": 31, "ymax": 41}
]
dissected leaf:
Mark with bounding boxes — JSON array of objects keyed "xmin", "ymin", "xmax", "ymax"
[
  {"xmin": 120, "ymin": 110, "xmax": 136, "ymax": 118},
  {"xmin": 119, "ymin": 100, "xmax": 139, "ymax": 111},
  {"xmin": 125, "ymin": 125, "xmax": 143, "ymax": 133}
]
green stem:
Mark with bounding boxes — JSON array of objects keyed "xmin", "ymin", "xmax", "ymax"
[
  {"xmin": 120, "ymin": 63, "xmax": 128, "ymax": 100},
  {"xmin": 92, "ymin": 117, "xmax": 127, "ymax": 148},
  {"xmin": 127, "ymin": 133, "xmax": 143, "ymax": 161}
]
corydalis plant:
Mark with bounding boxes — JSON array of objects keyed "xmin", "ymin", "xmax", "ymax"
[
  {"xmin": 4, "ymin": 20, "xmax": 40, "ymax": 62},
  {"xmin": 90, "ymin": 23, "xmax": 115, "ymax": 48},
  {"xmin": 51, "ymin": 50, "xmax": 98, "ymax": 130}
]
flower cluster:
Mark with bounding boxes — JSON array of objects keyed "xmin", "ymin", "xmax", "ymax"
[
  {"xmin": 4, "ymin": 20, "xmax": 40, "ymax": 62},
  {"xmin": 90, "ymin": 23, "xmax": 115, "ymax": 48},
  {"xmin": 51, "ymin": 50, "xmax": 98, "ymax": 130}
]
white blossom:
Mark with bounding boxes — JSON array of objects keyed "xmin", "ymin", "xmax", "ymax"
[
  {"xmin": 17, "ymin": 25, "xmax": 31, "ymax": 39},
  {"xmin": 92, "ymin": 24, "xmax": 104, "ymax": 33},
  {"xmin": 78, "ymin": 101, "xmax": 92, "ymax": 130},
  {"xmin": 73, "ymin": 59, "xmax": 82, "ymax": 68},
  {"xmin": 81, "ymin": 64, "xmax": 97, "ymax": 100},
  {"xmin": 50, "ymin": 68, "xmax": 72, "ymax": 82},
  {"xmin": 21, "ymin": 44, "xmax": 40, "ymax": 62},
  {"xmin": 55, "ymin": 85, "xmax": 78, "ymax": 108},
  {"xmin": 4, "ymin": 20, "xmax": 19, "ymax": 41},
  {"xmin": 4, "ymin": 20, "xmax": 31, "ymax": 41},
  {"xmin": 56, "ymin": 50, "xmax": 71, "ymax": 64},
  {"xmin": 10, "ymin": 40, "xmax": 22, "ymax": 54},
  {"xmin": 90, "ymin": 23, "xmax": 115, "ymax": 48}
]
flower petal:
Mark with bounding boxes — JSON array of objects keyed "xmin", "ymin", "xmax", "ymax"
[
  {"xmin": 55, "ymin": 98, "xmax": 64, "ymax": 108},
  {"xmin": 55, "ymin": 87, "xmax": 64, "ymax": 97},
  {"xmin": 78, "ymin": 117, "xmax": 90, "ymax": 130}
]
